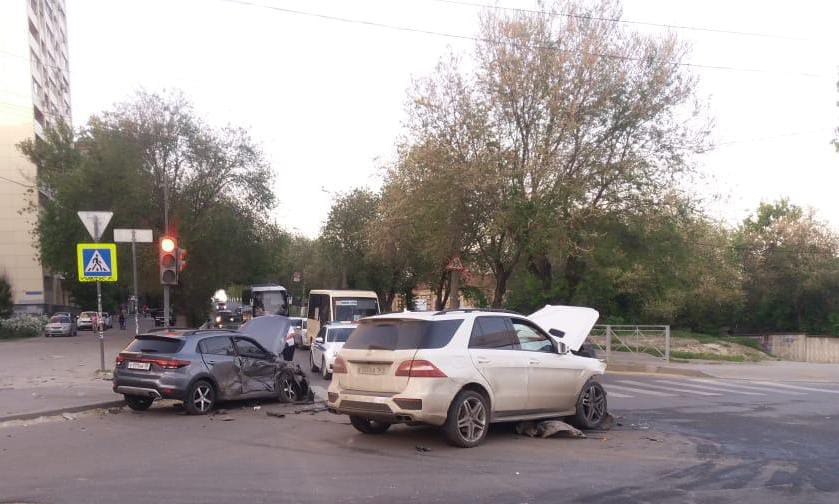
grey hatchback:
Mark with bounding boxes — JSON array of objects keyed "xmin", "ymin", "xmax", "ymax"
[{"xmin": 113, "ymin": 316, "xmax": 309, "ymax": 414}]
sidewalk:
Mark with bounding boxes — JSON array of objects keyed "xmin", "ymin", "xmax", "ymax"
[
  {"xmin": 0, "ymin": 318, "xmax": 147, "ymax": 422},
  {"xmin": 606, "ymin": 351, "xmax": 839, "ymax": 383}
]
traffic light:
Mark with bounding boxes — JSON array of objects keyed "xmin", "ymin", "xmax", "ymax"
[
  {"xmin": 177, "ymin": 248, "xmax": 188, "ymax": 273},
  {"xmin": 159, "ymin": 236, "xmax": 178, "ymax": 285}
]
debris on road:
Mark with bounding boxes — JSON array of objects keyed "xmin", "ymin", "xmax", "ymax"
[
  {"xmin": 61, "ymin": 412, "xmax": 76, "ymax": 421},
  {"xmin": 516, "ymin": 420, "xmax": 586, "ymax": 439},
  {"xmin": 415, "ymin": 445, "xmax": 431, "ymax": 453},
  {"xmin": 266, "ymin": 411, "xmax": 286, "ymax": 419},
  {"xmin": 253, "ymin": 406, "xmax": 262, "ymax": 411}
]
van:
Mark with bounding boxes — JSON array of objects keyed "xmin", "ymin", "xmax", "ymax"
[{"xmin": 304, "ymin": 290, "xmax": 380, "ymax": 347}]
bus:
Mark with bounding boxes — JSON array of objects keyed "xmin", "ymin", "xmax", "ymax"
[
  {"xmin": 304, "ymin": 290, "xmax": 380, "ymax": 347},
  {"xmin": 241, "ymin": 284, "xmax": 290, "ymax": 320}
]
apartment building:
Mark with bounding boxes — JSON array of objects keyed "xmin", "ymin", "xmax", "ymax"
[{"xmin": 0, "ymin": 0, "xmax": 72, "ymax": 313}]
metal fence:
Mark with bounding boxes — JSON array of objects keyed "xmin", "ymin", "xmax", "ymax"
[{"xmin": 588, "ymin": 325, "xmax": 671, "ymax": 363}]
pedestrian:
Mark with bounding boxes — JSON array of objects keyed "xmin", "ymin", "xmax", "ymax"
[
  {"xmin": 118, "ymin": 310, "xmax": 126, "ymax": 330},
  {"xmin": 281, "ymin": 325, "xmax": 296, "ymax": 362}
]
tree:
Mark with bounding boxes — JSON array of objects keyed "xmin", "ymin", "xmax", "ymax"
[
  {"xmin": 401, "ymin": 0, "xmax": 708, "ymax": 306},
  {"xmin": 18, "ymin": 91, "xmax": 282, "ymax": 323},
  {"xmin": 0, "ymin": 275, "xmax": 13, "ymax": 319}
]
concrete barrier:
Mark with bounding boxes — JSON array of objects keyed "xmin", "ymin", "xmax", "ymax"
[{"xmin": 767, "ymin": 334, "xmax": 839, "ymax": 364}]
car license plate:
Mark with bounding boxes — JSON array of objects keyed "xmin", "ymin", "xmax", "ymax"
[
  {"xmin": 358, "ymin": 364, "xmax": 387, "ymax": 375},
  {"xmin": 127, "ymin": 361, "xmax": 150, "ymax": 371}
]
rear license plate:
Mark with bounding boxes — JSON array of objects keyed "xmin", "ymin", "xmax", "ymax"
[
  {"xmin": 127, "ymin": 361, "xmax": 150, "ymax": 371},
  {"xmin": 357, "ymin": 365, "xmax": 388, "ymax": 375}
]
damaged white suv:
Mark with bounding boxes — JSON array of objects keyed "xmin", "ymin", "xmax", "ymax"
[{"xmin": 327, "ymin": 306, "xmax": 608, "ymax": 448}]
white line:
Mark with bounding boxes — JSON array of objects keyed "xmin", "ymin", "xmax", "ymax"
[
  {"xmin": 654, "ymin": 379, "xmax": 766, "ymax": 396},
  {"xmin": 606, "ymin": 391, "xmax": 633, "ymax": 398},
  {"xmin": 691, "ymin": 378, "xmax": 806, "ymax": 395},
  {"xmin": 606, "ymin": 383, "xmax": 675, "ymax": 397},
  {"xmin": 616, "ymin": 379, "xmax": 722, "ymax": 396},
  {"xmin": 750, "ymin": 381, "xmax": 839, "ymax": 395}
]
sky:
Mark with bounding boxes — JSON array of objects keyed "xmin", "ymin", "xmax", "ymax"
[{"xmin": 65, "ymin": 0, "xmax": 839, "ymax": 237}]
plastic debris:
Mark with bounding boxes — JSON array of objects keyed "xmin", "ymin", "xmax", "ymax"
[
  {"xmin": 266, "ymin": 411, "xmax": 286, "ymax": 419},
  {"xmin": 516, "ymin": 420, "xmax": 586, "ymax": 439},
  {"xmin": 415, "ymin": 446, "xmax": 431, "ymax": 453}
]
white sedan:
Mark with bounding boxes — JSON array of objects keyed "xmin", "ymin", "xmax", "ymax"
[{"xmin": 310, "ymin": 322, "xmax": 357, "ymax": 379}]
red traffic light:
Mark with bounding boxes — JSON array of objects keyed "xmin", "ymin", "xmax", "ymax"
[{"xmin": 161, "ymin": 236, "xmax": 176, "ymax": 253}]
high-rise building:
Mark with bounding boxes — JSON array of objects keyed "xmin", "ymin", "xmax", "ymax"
[{"xmin": 0, "ymin": 0, "xmax": 72, "ymax": 314}]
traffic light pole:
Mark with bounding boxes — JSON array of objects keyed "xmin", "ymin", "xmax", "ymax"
[
  {"xmin": 163, "ymin": 285, "xmax": 170, "ymax": 328},
  {"xmin": 132, "ymin": 237, "xmax": 139, "ymax": 335}
]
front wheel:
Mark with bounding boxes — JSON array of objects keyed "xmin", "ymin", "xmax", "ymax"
[
  {"xmin": 349, "ymin": 415, "xmax": 391, "ymax": 434},
  {"xmin": 571, "ymin": 380, "xmax": 608, "ymax": 429},
  {"xmin": 443, "ymin": 390, "xmax": 489, "ymax": 448},
  {"xmin": 184, "ymin": 380, "xmax": 216, "ymax": 415},
  {"xmin": 310, "ymin": 350, "xmax": 319, "ymax": 372},
  {"xmin": 321, "ymin": 357, "xmax": 331, "ymax": 380},
  {"xmin": 125, "ymin": 395, "xmax": 153, "ymax": 411},
  {"xmin": 277, "ymin": 372, "xmax": 300, "ymax": 403}
]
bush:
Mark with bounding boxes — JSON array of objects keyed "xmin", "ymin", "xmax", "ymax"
[
  {"xmin": 0, "ymin": 315, "xmax": 48, "ymax": 340},
  {"xmin": 0, "ymin": 275, "xmax": 12, "ymax": 319}
]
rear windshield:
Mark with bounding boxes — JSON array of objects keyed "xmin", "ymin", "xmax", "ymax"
[
  {"xmin": 50, "ymin": 316, "xmax": 70, "ymax": 323},
  {"xmin": 125, "ymin": 336, "xmax": 185, "ymax": 354},
  {"xmin": 343, "ymin": 319, "xmax": 463, "ymax": 350},
  {"xmin": 290, "ymin": 319, "xmax": 303, "ymax": 328},
  {"xmin": 327, "ymin": 327, "xmax": 355, "ymax": 342}
]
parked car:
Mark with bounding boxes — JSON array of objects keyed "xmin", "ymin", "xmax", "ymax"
[
  {"xmin": 76, "ymin": 311, "xmax": 97, "ymax": 331},
  {"xmin": 113, "ymin": 315, "xmax": 310, "ymax": 414},
  {"xmin": 310, "ymin": 322, "xmax": 356, "ymax": 379},
  {"xmin": 327, "ymin": 305, "xmax": 607, "ymax": 448},
  {"xmin": 44, "ymin": 315, "xmax": 77, "ymax": 337},
  {"xmin": 289, "ymin": 317, "xmax": 307, "ymax": 347},
  {"xmin": 212, "ymin": 310, "xmax": 243, "ymax": 329},
  {"xmin": 152, "ymin": 309, "xmax": 176, "ymax": 327}
]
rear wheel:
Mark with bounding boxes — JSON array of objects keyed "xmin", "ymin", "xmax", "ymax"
[
  {"xmin": 349, "ymin": 415, "xmax": 391, "ymax": 434},
  {"xmin": 321, "ymin": 357, "xmax": 331, "ymax": 380},
  {"xmin": 571, "ymin": 380, "xmax": 608, "ymax": 429},
  {"xmin": 184, "ymin": 380, "xmax": 215, "ymax": 415},
  {"xmin": 443, "ymin": 390, "xmax": 489, "ymax": 448},
  {"xmin": 125, "ymin": 395, "xmax": 153, "ymax": 411}
]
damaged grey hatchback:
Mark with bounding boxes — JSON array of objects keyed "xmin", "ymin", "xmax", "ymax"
[{"xmin": 113, "ymin": 316, "xmax": 309, "ymax": 414}]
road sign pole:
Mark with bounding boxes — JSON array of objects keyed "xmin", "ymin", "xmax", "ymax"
[
  {"xmin": 96, "ymin": 280, "xmax": 105, "ymax": 371},
  {"xmin": 132, "ymin": 235, "xmax": 139, "ymax": 336},
  {"xmin": 164, "ymin": 285, "xmax": 170, "ymax": 328}
]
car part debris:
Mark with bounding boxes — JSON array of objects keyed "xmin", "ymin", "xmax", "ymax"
[
  {"xmin": 516, "ymin": 420, "xmax": 586, "ymax": 439},
  {"xmin": 415, "ymin": 445, "xmax": 431, "ymax": 452},
  {"xmin": 266, "ymin": 411, "xmax": 286, "ymax": 418}
]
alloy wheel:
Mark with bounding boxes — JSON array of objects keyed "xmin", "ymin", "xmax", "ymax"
[
  {"xmin": 456, "ymin": 397, "xmax": 487, "ymax": 443},
  {"xmin": 581, "ymin": 383, "xmax": 606, "ymax": 424},
  {"xmin": 193, "ymin": 384, "xmax": 213, "ymax": 413},
  {"xmin": 279, "ymin": 375, "xmax": 298, "ymax": 402}
]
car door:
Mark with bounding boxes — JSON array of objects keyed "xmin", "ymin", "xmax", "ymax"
[
  {"xmin": 234, "ymin": 337, "xmax": 278, "ymax": 395},
  {"xmin": 511, "ymin": 318, "xmax": 588, "ymax": 412},
  {"xmin": 311, "ymin": 326, "xmax": 327, "ymax": 364},
  {"xmin": 198, "ymin": 336, "xmax": 241, "ymax": 400},
  {"xmin": 467, "ymin": 316, "xmax": 529, "ymax": 417}
]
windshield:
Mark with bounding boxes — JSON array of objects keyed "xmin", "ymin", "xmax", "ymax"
[
  {"xmin": 327, "ymin": 327, "xmax": 355, "ymax": 342},
  {"xmin": 343, "ymin": 319, "xmax": 462, "ymax": 350},
  {"xmin": 80, "ymin": 312, "xmax": 96, "ymax": 318},
  {"xmin": 253, "ymin": 290, "xmax": 288, "ymax": 316},
  {"xmin": 50, "ymin": 316, "xmax": 70, "ymax": 323},
  {"xmin": 333, "ymin": 297, "xmax": 379, "ymax": 322},
  {"xmin": 290, "ymin": 319, "xmax": 303, "ymax": 328},
  {"xmin": 126, "ymin": 336, "xmax": 185, "ymax": 354}
]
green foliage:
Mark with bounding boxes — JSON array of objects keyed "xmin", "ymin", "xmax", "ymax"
[
  {"xmin": 0, "ymin": 315, "xmax": 48, "ymax": 339},
  {"xmin": 0, "ymin": 275, "xmax": 12, "ymax": 319}
]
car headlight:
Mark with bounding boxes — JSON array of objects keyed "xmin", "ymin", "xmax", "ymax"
[{"xmin": 215, "ymin": 316, "xmax": 221, "ymax": 323}]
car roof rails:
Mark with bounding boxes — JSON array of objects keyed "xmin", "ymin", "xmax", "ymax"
[
  {"xmin": 145, "ymin": 327, "xmax": 192, "ymax": 333},
  {"xmin": 432, "ymin": 308, "xmax": 523, "ymax": 316}
]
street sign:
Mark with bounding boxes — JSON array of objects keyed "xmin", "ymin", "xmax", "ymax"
[
  {"xmin": 293, "ymin": 271, "xmax": 302, "ymax": 283},
  {"xmin": 77, "ymin": 211, "xmax": 113, "ymax": 241},
  {"xmin": 446, "ymin": 255, "xmax": 465, "ymax": 272},
  {"xmin": 77, "ymin": 243, "xmax": 118, "ymax": 282},
  {"xmin": 113, "ymin": 228, "xmax": 153, "ymax": 243}
]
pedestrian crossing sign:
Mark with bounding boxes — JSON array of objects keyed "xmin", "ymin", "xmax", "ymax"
[{"xmin": 77, "ymin": 243, "xmax": 118, "ymax": 282}]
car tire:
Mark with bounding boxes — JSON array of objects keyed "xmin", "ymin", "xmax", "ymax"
[
  {"xmin": 310, "ymin": 350, "xmax": 319, "ymax": 372},
  {"xmin": 349, "ymin": 415, "xmax": 391, "ymax": 434},
  {"xmin": 321, "ymin": 357, "xmax": 331, "ymax": 380},
  {"xmin": 125, "ymin": 395, "xmax": 153, "ymax": 411},
  {"xmin": 571, "ymin": 380, "xmax": 608, "ymax": 430},
  {"xmin": 442, "ymin": 390, "xmax": 489, "ymax": 448},
  {"xmin": 184, "ymin": 380, "xmax": 216, "ymax": 415},
  {"xmin": 277, "ymin": 371, "xmax": 300, "ymax": 403}
]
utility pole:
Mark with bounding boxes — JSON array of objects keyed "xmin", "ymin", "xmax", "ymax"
[{"xmin": 162, "ymin": 166, "xmax": 170, "ymax": 328}]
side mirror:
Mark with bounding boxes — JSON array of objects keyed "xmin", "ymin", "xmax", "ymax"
[
  {"xmin": 315, "ymin": 337, "xmax": 324, "ymax": 344},
  {"xmin": 557, "ymin": 342, "xmax": 568, "ymax": 354}
]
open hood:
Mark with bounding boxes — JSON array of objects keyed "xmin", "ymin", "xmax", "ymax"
[
  {"xmin": 239, "ymin": 315, "xmax": 291, "ymax": 356},
  {"xmin": 528, "ymin": 305, "xmax": 599, "ymax": 352}
]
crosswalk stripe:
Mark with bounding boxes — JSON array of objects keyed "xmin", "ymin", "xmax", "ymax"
[
  {"xmin": 690, "ymin": 378, "xmax": 806, "ymax": 396},
  {"xmin": 654, "ymin": 379, "xmax": 766, "ymax": 396},
  {"xmin": 616, "ymin": 379, "xmax": 722, "ymax": 396},
  {"xmin": 606, "ymin": 383, "xmax": 675, "ymax": 397},
  {"xmin": 606, "ymin": 391, "xmax": 633, "ymax": 398},
  {"xmin": 750, "ymin": 381, "xmax": 839, "ymax": 395}
]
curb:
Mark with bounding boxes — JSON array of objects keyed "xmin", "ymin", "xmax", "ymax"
[
  {"xmin": 0, "ymin": 399, "xmax": 126, "ymax": 423},
  {"xmin": 606, "ymin": 362, "xmax": 711, "ymax": 378}
]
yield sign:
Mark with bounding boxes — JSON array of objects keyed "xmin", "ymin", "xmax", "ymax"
[
  {"xmin": 77, "ymin": 211, "xmax": 113, "ymax": 241},
  {"xmin": 77, "ymin": 243, "xmax": 118, "ymax": 282},
  {"xmin": 446, "ymin": 255, "xmax": 465, "ymax": 272}
]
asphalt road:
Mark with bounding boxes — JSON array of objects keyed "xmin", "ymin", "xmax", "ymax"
[{"xmin": 1, "ymin": 348, "xmax": 838, "ymax": 503}]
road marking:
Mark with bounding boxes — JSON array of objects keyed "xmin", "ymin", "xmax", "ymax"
[
  {"xmin": 606, "ymin": 391, "xmax": 633, "ymax": 398},
  {"xmin": 616, "ymin": 379, "xmax": 722, "ymax": 396},
  {"xmin": 690, "ymin": 379, "xmax": 806, "ymax": 395},
  {"xmin": 654, "ymin": 379, "xmax": 766, "ymax": 396},
  {"xmin": 606, "ymin": 383, "xmax": 675, "ymax": 397},
  {"xmin": 750, "ymin": 381, "xmax": 839, "ymax": 395}
]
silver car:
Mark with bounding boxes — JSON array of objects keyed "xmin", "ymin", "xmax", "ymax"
[
  {"xmin": 44, "ymin": 315, "xmax": 77, "ymax": 337},
  {"xmin": 113, "ymin": 315, "xmax": 310, "ymax": 414}
]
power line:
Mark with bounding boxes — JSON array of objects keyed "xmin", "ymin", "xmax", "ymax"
[
  {"xmin": 427, "ymin": 0, "xmax": 808, "ymax": 41},
  {"xmin": 212, "ymin": 0, "xmax": 829, "ymax": 79},
  {"xmin": 0, "ymin": 174, "xmax": 34, "ymax": 189}
]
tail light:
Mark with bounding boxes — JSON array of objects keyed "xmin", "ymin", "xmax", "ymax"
[
  {"xmin": 395, "ymin": 360, "xmax": 447, "ymax": 378},
  {"xmin": 332, "ymin": 356, "xmax": 348, "ymax": 374},
  {"xmin": 117, "ymin": 354, "xmax": 190, "ymax": 369},
  {"xmin": 115, "ymin": 353, "xmax": 126, "ymax": 364}
]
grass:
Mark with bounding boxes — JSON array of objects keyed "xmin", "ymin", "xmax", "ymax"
[
  {"xmin": 670, "ymin": 330, "xmax": 767, "ymax": 352},
  {"xmin": 669, "ymin": 350, "xmax": 746, "ymax": 362}
]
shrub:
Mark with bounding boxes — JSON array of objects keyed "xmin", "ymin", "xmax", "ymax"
[
  {"xmin": 0, "ymin": 314, "xmax": 48, "ymax": 340},
  {"xmin": 0, "ymin": 275, "xmax": 12, "ymax": 319}
]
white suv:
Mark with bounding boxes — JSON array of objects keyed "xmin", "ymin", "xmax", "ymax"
[{"xmin": 327, "ymin": 305, "xmax": 608, "ymax": 447}]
